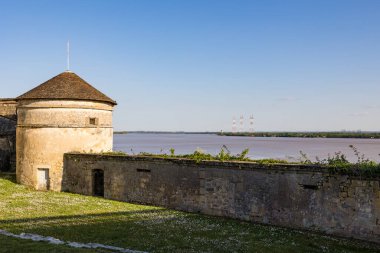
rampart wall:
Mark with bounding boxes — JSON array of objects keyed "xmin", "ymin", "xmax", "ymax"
[
  {"xmin": 0, "ymin": 99, "xmax": 16, "ymax": 171},
  {"xmin": 63, "ymin": 154, "xmax": 380, "ymax": 243},
  {"xmin": 0, "ymin": 99, "xmax": 17, "ymax": 120}
]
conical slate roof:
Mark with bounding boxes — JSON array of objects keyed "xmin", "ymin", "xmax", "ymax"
[{"xmin": 17, "ymin": 71, "xmax": 117, "ymax": 105}]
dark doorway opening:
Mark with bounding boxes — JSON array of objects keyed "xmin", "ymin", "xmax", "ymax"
[{"xmin": 93, "ymin": 169, "xmax": 104, "ymax": 197}]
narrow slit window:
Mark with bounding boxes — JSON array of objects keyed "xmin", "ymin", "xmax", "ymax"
[{"xmin": 89, "ymin": 117, "xmax": 98, "ymax": 125}]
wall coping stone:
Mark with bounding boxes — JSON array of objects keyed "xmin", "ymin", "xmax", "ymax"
[
  {"xmin": 0, "ymin": 99, "xmax": 16, "ymax": 102},
  {"xmin": 64, "ymin": 153, "xmax": 380, "ymax": 179}
]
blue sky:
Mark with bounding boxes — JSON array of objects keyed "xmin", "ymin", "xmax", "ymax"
[{"xmin": 1, "ymin": 0, "xmax": 379, "ymax": 131}]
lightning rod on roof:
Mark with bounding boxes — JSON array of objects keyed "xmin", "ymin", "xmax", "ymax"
[{"xmin": 67, "ymin": 40, "xmax": 70, "ymax": 71}]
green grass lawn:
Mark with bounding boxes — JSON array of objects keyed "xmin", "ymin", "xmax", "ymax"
[{"xmin": 0, "ymin": 173, "xmax": 379, "ymax": 253}]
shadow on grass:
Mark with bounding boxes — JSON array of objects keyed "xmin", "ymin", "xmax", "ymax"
[
  {"xmin": 0, "ymin": 209, "xmax": 178, "ymax": 252},
  {"xmin": 0, "ymin": 209, "xmax": 166, "ymax": 225},
  {"xmin": 1, "ymin": 208, "xmax": 379, "ymax": 253}
]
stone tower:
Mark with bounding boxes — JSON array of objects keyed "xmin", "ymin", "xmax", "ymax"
[{"xmin": 16, "ymin": 71, "xmax": 116, "ymax": 191}]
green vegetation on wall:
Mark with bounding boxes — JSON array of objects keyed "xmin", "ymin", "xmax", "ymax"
[{"xmin": 101, "ymin": 145, "xmax": 380, "ymax": 177}]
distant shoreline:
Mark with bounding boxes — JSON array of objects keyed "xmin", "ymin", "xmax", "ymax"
[
  {"xmin": 114, "ymin": 131, "xmax": 218, "ymax": 135},
  {"xmin": 114, "ymin": 131, "xmax": 380, "ymax": 139},
  {"xmin": 219, "ymin": 132, "xmax": 380, "ymax": 139}
]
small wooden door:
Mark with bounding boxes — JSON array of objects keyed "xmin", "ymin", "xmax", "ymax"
[
  {"xmin": 37, "ymin": 169, "xmax": 50, "ymax": 190},
  {"xmin": 93, "ymin": 169, "xmax": 104, "ymax": 197}
]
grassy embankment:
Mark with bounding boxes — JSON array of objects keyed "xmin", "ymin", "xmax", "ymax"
[
  {"xmin": 219, "ymin": 131, "xmax": 380, "ymax": 139},
  {"xmin": 1, "ymin": 173, "xmax": 379, "ymax": 253}
]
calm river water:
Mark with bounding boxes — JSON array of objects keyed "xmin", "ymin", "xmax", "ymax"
[{"xmin": 114, "ymin": 133, "xmax": 380, "ymax": 162}]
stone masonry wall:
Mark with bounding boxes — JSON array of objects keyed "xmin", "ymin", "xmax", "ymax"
[
  {"xmin": 0, "ymin": 99, "xmax": 17, "ymax": 120},
  {"xmin": 0, "ymin": 99, "xmax": 17, "ymax": 171},
  {"xmin": 63, "ymin": 154, "xmax": 380, "ymax": 243}
]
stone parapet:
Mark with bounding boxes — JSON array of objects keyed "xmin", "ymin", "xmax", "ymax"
[{"xmin": 0, "ymin": 99, "xmax": 17, "ymax": 120}]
